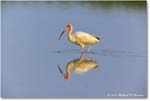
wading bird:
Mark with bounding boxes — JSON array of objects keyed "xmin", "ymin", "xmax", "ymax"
[
  {"xmin": 58, "ymin": 55, "xmax": 99, "ymax": 80},
  {"xmin": 59, "ymin": 24, "xmax": 100, "ymax": 53}
]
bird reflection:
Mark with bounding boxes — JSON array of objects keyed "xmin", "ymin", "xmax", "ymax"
[{"xmin": 58, "ymin": 54, "xmax": 99, "ymax": 80}]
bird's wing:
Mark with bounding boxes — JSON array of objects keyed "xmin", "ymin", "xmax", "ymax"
[
  {"xmin": 74, "ymin": 32, "xmax": 99, "ymax": 44},
  {"xmin": 74, "ymin": 32, "xmax": 91, "ymax": 43},
  {"xmin": 74, "ymin": 32, "xmax": 91, "ymax": 36}
]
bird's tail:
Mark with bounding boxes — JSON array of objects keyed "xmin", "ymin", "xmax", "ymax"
[{"xmin": 93, "ymin": 35, "xmax": 100, "ymax": 40}]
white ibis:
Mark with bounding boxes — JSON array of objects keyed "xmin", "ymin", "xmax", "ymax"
[
  {"xmin": 59, "ymin": 24, "xmax": 100, "ymax": 53},
  {"xmin": 58, "ymin": 55, "xmax": 98, "ymax": 80}
]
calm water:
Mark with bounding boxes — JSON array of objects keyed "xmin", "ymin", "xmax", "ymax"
[{"xmin": 1, "ymin": 1, "xmax": 147, "ymax": 98}]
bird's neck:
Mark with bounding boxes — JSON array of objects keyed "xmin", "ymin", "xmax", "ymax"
[{"xmin": 67, "ymin": 28, "xmax": 75, "ymax": 42}]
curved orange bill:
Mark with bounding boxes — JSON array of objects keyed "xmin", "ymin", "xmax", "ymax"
[{"xmin": 59, "ymin": 31, "xmax": 65, "ymax": 40}]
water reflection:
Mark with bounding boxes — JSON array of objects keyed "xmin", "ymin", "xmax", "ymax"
[{"xmin": 58, "ymin": 54, "xmax": 99, "ymax": 80}]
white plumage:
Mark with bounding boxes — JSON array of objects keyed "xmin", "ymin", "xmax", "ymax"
[
  {"xmin": 73, "ymin": 32, "xmax": 100, "ymax": 45},
  {"xmin": 59, "ymin": 24, "xmax": 100, "ymax": 53}
]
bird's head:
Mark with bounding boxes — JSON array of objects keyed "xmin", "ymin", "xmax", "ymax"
[
  {"xmin": 59, "ymin": 24, "xmax": 73, "ymax": 40},
  {"xmin": 64, "ymin": 72, "xmax": 70, "ymax": 80},
  {"xmin": 58, "ymin": 65, "xmax": 70, "ymax": 80}
]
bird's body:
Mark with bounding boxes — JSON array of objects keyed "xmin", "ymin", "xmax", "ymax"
[
  {"xmin": 59, "ymin": 24, "xmax": 100, "ymax": 53},
  {"xmin": 70, "ymin": 32, "xmax": 100, "ymax": 47},
  {"xmin": 67, "ymin": 55, "xmax": 98, "ymax": 73}
]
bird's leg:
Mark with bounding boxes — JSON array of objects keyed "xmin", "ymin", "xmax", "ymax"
[
  {"xmin": 87, "ymin": 53, "xmax": 92, "ymax": 60},
  {"xmin": 87, "ymin": 45, "xmax": 93, "ymax": 53},
  {"xmin": 81, "ymin": 48, "xmax": 84, "ymax": 53}
]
